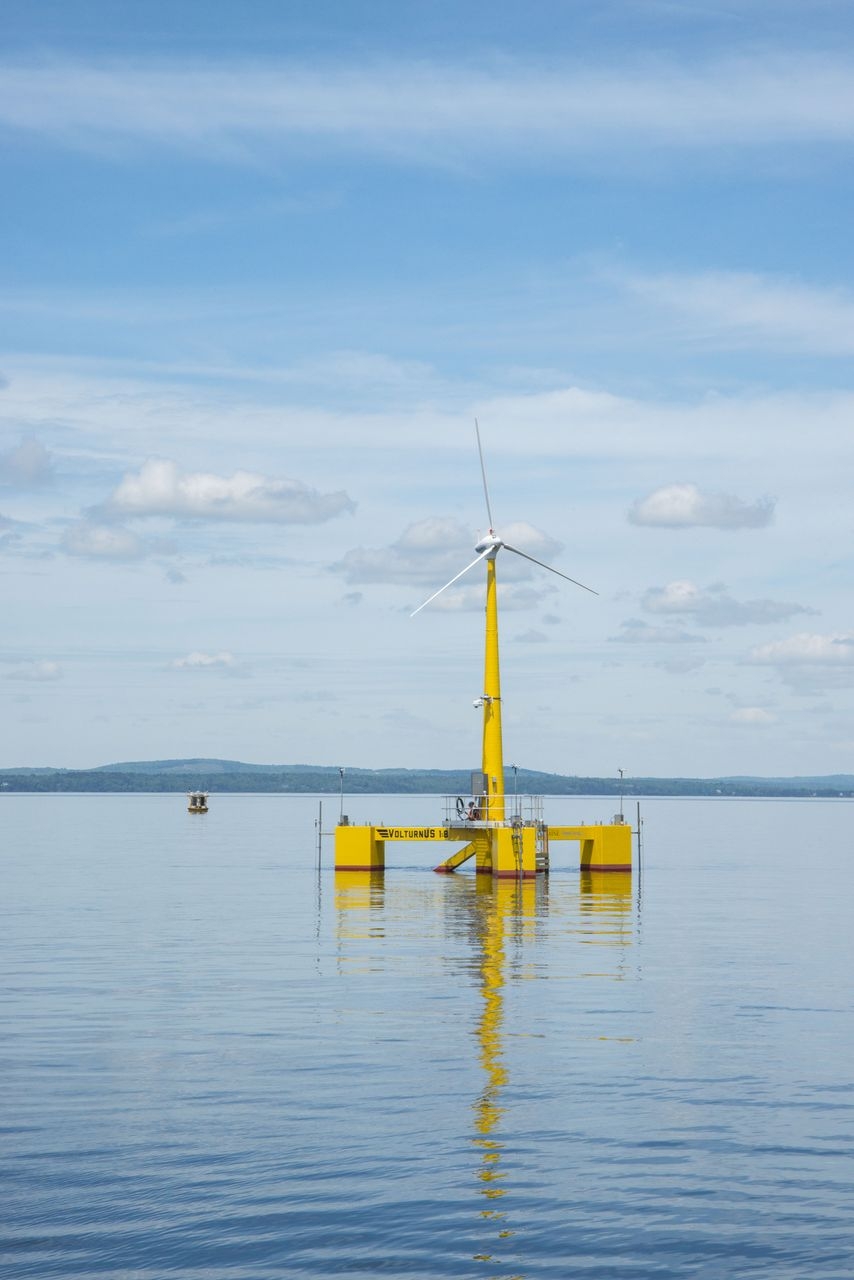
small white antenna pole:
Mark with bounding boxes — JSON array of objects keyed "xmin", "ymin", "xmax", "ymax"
[{"xmin": 474, "ymin": 418, "xmax": 495, "ymax": 532}]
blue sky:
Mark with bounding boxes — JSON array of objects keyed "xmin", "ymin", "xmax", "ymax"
[{"xmin": 2, "ymin": 1, "xmax": 854, "ymax": 775}]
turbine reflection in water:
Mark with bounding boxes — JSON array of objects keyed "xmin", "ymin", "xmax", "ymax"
[
  {"xmin": 466, "ymin": 872, "xmax": 636, "ymax": 1275},
  {"xmin": 330, "ymin": 867, "xmax": 636, "ymax": 1278},
  {"xmin": 470, "ymin": 877, "xmax": 540, "ymax": 1275}
]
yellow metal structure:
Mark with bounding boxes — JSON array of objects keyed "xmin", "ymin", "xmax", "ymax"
[
  {"xmin": 549, "ymin": 823, "xmax": 632, "ymax": 872},
  {"xmin": 334, "ymin": 823, "xmax": 386, "ymax": 871},
  {"xmin": 481, "ymin": 557, "xmax": 504, "ymax": 825},
  {"xmin": 333, "ymin": 522, "xmax": 632, "ymax": 876}
]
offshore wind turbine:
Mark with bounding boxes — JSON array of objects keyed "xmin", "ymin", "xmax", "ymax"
[
  {"xmin": 333, "ymin": 425, "xmax": 632, "ymax": 876},
  {"xmin": 411, "ymin": 421, "xmax": 597, "ymax": 824}
]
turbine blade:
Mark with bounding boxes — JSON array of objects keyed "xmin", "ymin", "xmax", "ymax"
[
  {"xmin": 502, "ymin": 543, "xmax": 598, "ymax": 595},
  {"xmin": 410, "ymin": 549, "xmax": 492, "ymax": 616},
  {"xmin": 474, "ymin": 418, "xmax": 495, "ymax": 532}
]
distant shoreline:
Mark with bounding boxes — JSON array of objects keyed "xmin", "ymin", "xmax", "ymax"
[
  {"xmin": 2, "ymin": 759, "xmax": 853, "ymax": 800},
  {"xmin": 2, "ymin": 790, "xmax": 852, "ymax": 802}
]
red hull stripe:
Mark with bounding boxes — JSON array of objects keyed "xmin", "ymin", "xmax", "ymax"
[{"xmin": 580, "ymin": 864, "xmax": 632, "ymax": 872}]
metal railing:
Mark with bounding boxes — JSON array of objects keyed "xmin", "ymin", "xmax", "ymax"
[{"xmin": 440, "ymin": 793, "xmax": 544, "ymax": 827}]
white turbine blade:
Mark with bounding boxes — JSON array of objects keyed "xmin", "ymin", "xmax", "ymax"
[
  {"xmin": 474, "ymin": 418, "xmax": 495, "ymax": 532},
  {"xmin": 410, "ymin": 549, "xmax": 492, "ymax": 617},
  {"xmin": 502, "ymin": 543, "xmax": 598, "ymax": 595}
]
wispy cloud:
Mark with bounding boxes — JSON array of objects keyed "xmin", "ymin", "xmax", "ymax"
[
  {"xmin": 332, "ymin": 518, "xmax": 562, "ymax": 587},
  {"xmin": 5, "ymin": 660, "xmax": 62, "ymax": 682},
  {"xmin": 3, "ymin": 54, "xmax": 854, "ymax": 161},
  {"xmin": 4, "ymin": 352, "xmax": 854, "ymax": 471},
  {"xmin": 622, "ymin": 269, "xmax": 854, "ymax": 355},
  {"xmin": 170, "ymin": 651, "xmax": 235, "ymax": 669},
  {"xmin": 750, "ymin": 632, "xmax": 854, "ymax": 665},
  {"xmin": 0, "ymin": 437, "xmax": 54, "ymax": 487},
  {"xmin": 629, "ymin": 483, "xmax": 775, "ymax": 529},
  {"xmin": 654, "ymin": 655, "xmax": 707, "ymax": 675},
  {"xmin": 609, "ymin": 619, "xmax": 704, "ymax": 645},
  {"xmin": 642, "ymin": 580, "xmax": 812, "ymax": 626},
  {"xmin": 420, "ymin": 582, "xmax": 556, "ymax": 613},
  {"xmin": 100, "ymin": 459, "xmax": 355, "ymax": 524},
  {"xmin": 62, "ymin": 520, "xmax": 155, "ymax": 560},
  {"xmin": 731, "ymin": 706, "xmax": 777, "ymax": 725}
]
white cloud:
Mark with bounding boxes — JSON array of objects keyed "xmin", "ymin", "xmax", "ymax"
[
  {"xmin": 62, "ymin": 521, "xmax": 149, "ymax": 560},
  {"xmin": 750, "ymin": 633, "xmax": 854, "ymax": 665},
  {"xmin": 6, "ymin": 660, "xmax": 62, "ymax": 682},
  {"xmin": 622, "ymin": 269, "xmax": 854, "ymax": 356},
  {"xmin": 5, "ymin": 353, "xmax": 854, "ymax": 477},
  {"xmin": 609, "ymin": 619, "xmax": 704, "ymax": 645},
  {"xmin": 515, "ymin": 629, "xmax": 548, "ymax": 644},
  {"xmin": 629, "ymin": 483, "xmax": 775, "ymax": 529},
  {"xmin": 731, "ymin": 706, "xmax": 777, "ymax": 725},
  {"xmin": 170, "ymin": 651, "xmax": 235, "ymax": 669},
  {"xmin": 396, "ymin": 518, "xmax": 474, "ymax": 554},
  {"xmin": 0, "ymin": 437, "xmax": 53, "ymax": 486},
  {"xmin": 642, "ymin": 580, "xmax": 812, "ymax": 626},
  {"xmin": 277, "ymin": 349, "xmax": 435, "ymax": 391},
  {"xmin": 3, "ymin": 55, "xmax": 854, "ymax": 159},
  {"xmin": 101, "ymin": 459, "xmax": 355, "ymax": 524},
  {"xmin": 419, "ymin": 582, "xmax": 555, "ymax": 614},
  {"xmin": 332, "ymin": 518, "xmax": 562, "ymax": 587},
  {"xmin": 332, "ymin": 517, "xmax": 471, "ymax": 586},
  {"xmin": 654, "ymin": 656, "xmax": 707, "ymax": 675}
]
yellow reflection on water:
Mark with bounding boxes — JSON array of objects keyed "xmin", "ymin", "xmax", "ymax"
[
  {"xmin": 468, "ymin": 876, "xmax": 543, "ymax": 1272},
  {"xmin": 334, "ymin": 869, "xmax": 385, "ymax": 906},
  {"xmin": 465, "ymin": 872, "xmax": 635, "ymax": 1273},
  {"xmin": 577, "ymin": 871, "xmax": 633, "ymax": 974},
  {"xmin": 333, "ymin": 870, "xmax": 385, "ymax": 971},
  {"xmin": 331, "ymin": 868, "xmax": 635, "ymax": 1276},
  {"xmin": 579, "ymin": 869, "xmax": 633, "ymax": 904}
]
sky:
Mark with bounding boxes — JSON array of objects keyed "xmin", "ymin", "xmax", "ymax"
[{"xmin": 2, "ymin": 0, "xmax": 854, "ymax": 777}]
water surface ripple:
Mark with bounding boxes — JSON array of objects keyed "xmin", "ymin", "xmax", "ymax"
[{"xmin": 2, "ymin": 794, "xmax": 853, "ymax": 1277}]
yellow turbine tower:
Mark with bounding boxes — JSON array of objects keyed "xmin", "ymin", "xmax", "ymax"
[
  {"xmin": 334, "ymin": 423, "xmax": 633, "ymax": 877},
  {"xmin": 412, "ymin": 422, "xmax": 596, "ymax": 826}
]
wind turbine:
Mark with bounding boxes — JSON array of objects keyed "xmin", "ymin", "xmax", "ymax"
[{"xmin": 411, "ymin": 421, "xmax": 597, "ymax": 824}]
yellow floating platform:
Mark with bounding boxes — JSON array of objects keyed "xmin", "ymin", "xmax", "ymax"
[{"xmin": 334, "ymin": 818, "xmax": 631, "ymax": 876}]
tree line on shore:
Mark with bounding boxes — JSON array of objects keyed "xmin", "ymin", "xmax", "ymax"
[{"xmin": 1, "ymin": 764, "xmax": 852, "ymax": 799}]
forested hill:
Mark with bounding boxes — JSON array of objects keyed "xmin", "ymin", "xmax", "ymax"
[{"xmin": 2, "ymin": 760, "xmax": 854, "ymax": 798}]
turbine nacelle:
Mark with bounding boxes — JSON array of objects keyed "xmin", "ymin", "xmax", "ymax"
[
  {"xmin": 409, "ymin": 422, "xmax": 598, "ymax": 617},
  {"xmin": 474, "ymin": 533, "xmax": 503, "ymax": 556}
]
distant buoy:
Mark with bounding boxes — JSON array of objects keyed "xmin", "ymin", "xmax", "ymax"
[{"xmin": 188, "ymin": 791, "xmax": 209, "ymax": 813}]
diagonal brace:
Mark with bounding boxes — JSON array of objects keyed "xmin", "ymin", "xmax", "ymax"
[{"xmin": 434, "ymin": 841, "xmax": 477, "ymax": 874}]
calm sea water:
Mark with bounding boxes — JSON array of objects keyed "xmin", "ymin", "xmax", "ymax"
[{"xmin": 2, "ymin": 793, "xmax": 853, "ymax": 1279}]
